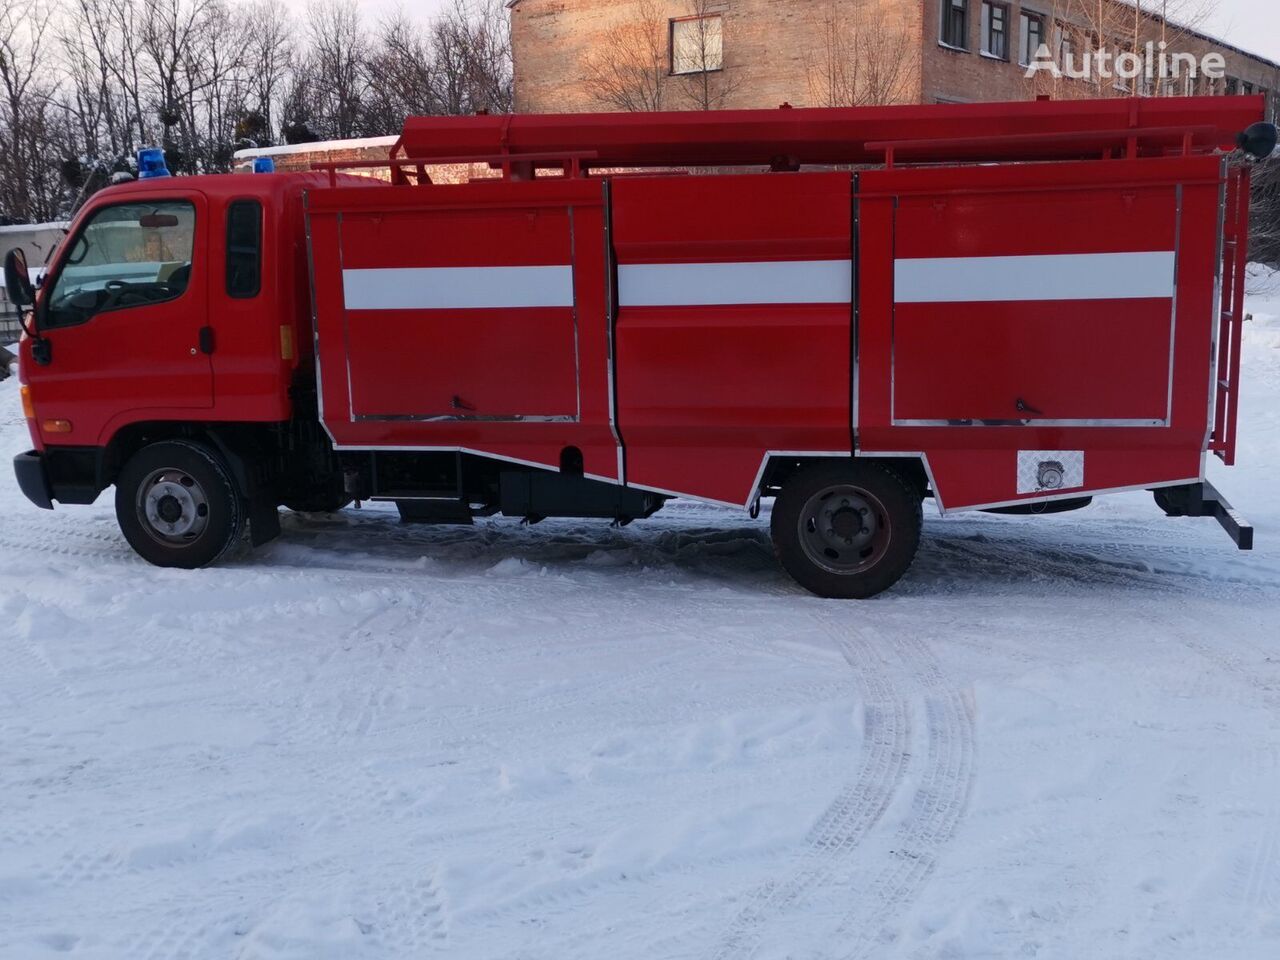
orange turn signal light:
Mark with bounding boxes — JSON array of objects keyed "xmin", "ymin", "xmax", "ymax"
[
  {"xmin": 42, "ymin": 419, "xmax": 72, "ymax": 434},
  {"xmin": 20, "ymin": 385, "xmax": 35, "ymax": 420}
]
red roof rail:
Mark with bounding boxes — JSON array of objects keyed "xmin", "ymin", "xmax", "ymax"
[{"xmin": 389, "ymin": 96, "xmax": 1265, "ymax": 172}]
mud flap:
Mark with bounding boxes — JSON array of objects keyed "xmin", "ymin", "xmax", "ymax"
[
  {"xmin": 248, "ymin": 497, "xmax": 282, "ymax": 547},
  {"xmin": 204, "ymin": 430, "xmax": 281, "ymax": 549}
]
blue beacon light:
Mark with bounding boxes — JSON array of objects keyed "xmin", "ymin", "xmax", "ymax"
[
  {"xmin": 137, "ymin": 148, "xmax": 170, "ymax": 179},
  {"xmin": 253, "ymin": 156, "xmax": 276, "ymax": 174}
]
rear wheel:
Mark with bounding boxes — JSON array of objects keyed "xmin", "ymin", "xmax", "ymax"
[
  {"xmin": 1154, "ymin": 486, "xmax": 1191, "ymax": 517},
  {"xmin": 115, "ymin": 440, "xmax": 244, "ymax": 569},
  {"xmin": 771, "ymin": 462, "xmax": 922, "ymax": 599}
]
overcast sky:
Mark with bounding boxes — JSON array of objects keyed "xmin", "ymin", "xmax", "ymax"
[
  {"xmin": 341, "ymin": 0, "xmax": 1280, "ymax": 65},
  {"xmin": 1201, "ymin": 0, "xmax": 1280, "ymax": 62}
]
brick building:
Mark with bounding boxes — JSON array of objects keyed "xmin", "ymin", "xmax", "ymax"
[
  {"xmin": 510, "ymin": 0, "xmax": 1280, "ymax": 116},
  {"xmin": 232, "ymin": 136, "xmax": 400, "ymax": 176}
]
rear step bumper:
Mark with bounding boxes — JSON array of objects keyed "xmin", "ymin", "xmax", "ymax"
[
  {"xmin": 1196, "ymin": 482, "xmax": 1254, "ymax": 551},
  {"xmin": 1165, "ymin": 481, "xmax": 1254, "ymax": 550}
]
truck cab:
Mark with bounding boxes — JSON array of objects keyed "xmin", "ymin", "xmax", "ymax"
[
  {"xmin": 16, "ymin": 173, "xmax": 313, "ymax": 449},
  {"xmin": 9, "ymin": 169, "xmax": 336, "ymax": 555}
]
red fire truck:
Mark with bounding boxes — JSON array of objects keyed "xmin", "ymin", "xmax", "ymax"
[{"xmin": 5, "ymin": 98, "xmax": 1276, "ymax": 598}]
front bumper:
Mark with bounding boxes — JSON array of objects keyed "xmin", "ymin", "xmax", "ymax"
[{"xmin": 14, "ymin": 450, "xmax": 54, "ymax": 510}]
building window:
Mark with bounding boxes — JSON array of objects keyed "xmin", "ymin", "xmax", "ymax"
[
  {"xmin": 981, "ymin": 2, "xmax": 1008, "ymax": 59},
  {"xmin": 941, "ymin": 0, "xmax": 968, "ymax": 50},
  {"xmin": 1019, "ymin": 12, "xmax": 1044, "ymax": 66},
  {"xmin": 1083, "ymin": 32, "xmax": 1099, "ymax": 85},
  {"xmin": 1114, "ymin": 42, "xmax": 1133, "ymax": 92},
  {"xmin": 671, "ymin": 15, "xmax": 723, "ymax": 75},
  {"xmin": 1054, "ymin": 23, "xmax": 1074, "ymax": 67}
]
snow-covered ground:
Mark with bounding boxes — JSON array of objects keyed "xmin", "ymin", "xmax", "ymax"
[{"xmin": 2, "ymin": 274, "xmax": 1280, "ymax": 960}]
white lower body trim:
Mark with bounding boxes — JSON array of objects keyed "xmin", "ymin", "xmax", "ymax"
[{"xmin": 951, "ymin": 476, "xmax": 1201, "ymax": 514}]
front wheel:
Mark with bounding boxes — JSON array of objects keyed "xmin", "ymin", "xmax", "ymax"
[
  {"xmin": 771, "ymin": 462, "xmax": 923, "ymax": 599},
  {"xmin": 115, "ymin": 440, "xmax": 245, "ymax": 569}
]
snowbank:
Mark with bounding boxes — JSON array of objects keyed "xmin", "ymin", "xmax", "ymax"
[{"xmin": 0, "ymin": 274, "xmax": 1278, "ymax": 959}]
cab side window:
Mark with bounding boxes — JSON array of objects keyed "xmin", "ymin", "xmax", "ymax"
[
  {"xmin": 45, "ymin": 200, "xmax": 195, "ymax": 329},
  {"xmin": 226, "ymin": 200, "xmax": 262, "ymax": 299}
]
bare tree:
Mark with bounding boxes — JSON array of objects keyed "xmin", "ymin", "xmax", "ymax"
[
  {"xmin": 193, "ymin": 0, "xmax": 252, "ymax": 166},
  {"xmin": 241, "ymin": 0, "xmax": 292, "ymax": 143},
  {"xmin": 806, "ymin": 0, "xmax": 919, "ymax": 107},
  {"xmin": 362, "ymin": 11, "xmax": 437, "ymax": 134},
  {"xmin": 1252, "ymin": 158, "xmax": 1280, "ymax": 269},
  {"xmin": 1024, "ymin": 0, "xmax": 1218, "ymax": 100},
  {"xmin": 431, "ymin": 0, "xmax": 513, "ymax": 116},
  {"xmin": 460, "ymin": 0, "xmax": 513, "ymax": 114},
  {"xmin": 304, "ymin": 0, "xmax": 366, "ymax": 139},
  {"xmin": 581, "ymin": 0, "xmax": 667, "ymax": 112},
  {"xmin": 106, "ymin": 0, "xmax": 152, "ymax": 148},
  {"xmin": 0, "ymin": 0, "xmax": 61, "ymax": 221}
]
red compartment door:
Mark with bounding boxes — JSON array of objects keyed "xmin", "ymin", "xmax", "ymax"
[
  {"xmin": 890, "ymin": 183, "xmax": 1180, "ymax": 427},
  {"xmin": 612, "ymin": 172, "xmax": 854, "ymax": 507},
  {"xmin": 338, "ymin": 205, "xmax": 578, "ymax": 422}
]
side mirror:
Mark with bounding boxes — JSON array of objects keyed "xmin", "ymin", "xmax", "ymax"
[
  {"xmin": 1238, "ymin": 122, "xmax": 1279, "ymax": 161},
  {"xmin": 4, "ymin": 247, "xmax": 35, "ymax": 308}
]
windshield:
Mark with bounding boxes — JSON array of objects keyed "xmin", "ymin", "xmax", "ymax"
[{"xmin": 47, "ymin": 201, "xmax": 195, "ymax": 328}]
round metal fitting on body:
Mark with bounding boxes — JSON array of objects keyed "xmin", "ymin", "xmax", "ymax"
[{"xmin": 797, "ymin": 483, "xmax": 892, "ymax": 575}]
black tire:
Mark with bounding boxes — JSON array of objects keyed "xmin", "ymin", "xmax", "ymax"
[
  {"xmin": 771, "ymin": 461, "xmax": 923, "ymax": 599},
  {"xmin": 115, "ymin": 439, "xmax": 245, "ymax": 569},
  {"xmin": 1154, "ymin": 487, "xmax": 1189, "ymax": 518}
]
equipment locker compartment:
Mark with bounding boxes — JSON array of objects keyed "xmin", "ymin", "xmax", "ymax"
[
  {"xmin": 306, "ymin": 179, "xmax": 622, "ymax": 484},
  {"xmin": 611, "ymin": 172, "xmax": 854, "ymax": 507},
  {"xmin": 856, "ymin": 155, "xmax": 1225, "ymax": 511},
  {"xmin": 338, "ymin": 203, "xmax": 580, "ymax": 421}
]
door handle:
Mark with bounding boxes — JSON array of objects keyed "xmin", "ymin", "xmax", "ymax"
[{"xmin": 198, "ymin": 326, "xmax": 215, "ymax": 355}]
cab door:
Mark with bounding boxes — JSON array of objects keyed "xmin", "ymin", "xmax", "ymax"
[{"xmin": 27, "ymin": 191, "xmax": 212, "ymax": 449}]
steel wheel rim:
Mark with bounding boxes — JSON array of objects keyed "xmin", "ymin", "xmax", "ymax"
[
  {"xmin": 797, "ymin": 483, "xmax": 892, "ymax": 575},
  {"xmin": 137, "ymin": 468, "xmax": 210, "ymax": 546}
]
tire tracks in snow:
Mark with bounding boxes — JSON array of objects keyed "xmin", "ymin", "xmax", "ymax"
[
  {"xmin": 925, "ymin": 530, "xmax": 1276, "ymax": 598},
  {"xmin": 705, "ymin": 623, "xmax": 911, "ymax": 960},
  {"xmin": 1148, "ymin": 607, "xmax": 1280, "ymax": 923},
  {"xmin": 705, "ymin": 616, "xmax": 976, "ymax": 960},
  {"xmin": 832, "ymin": 682, "xmax": 975, "ymax": 959},
  {"xmin": 358, "ymin": 869, "xmax": 449, "ymax": 955}
]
